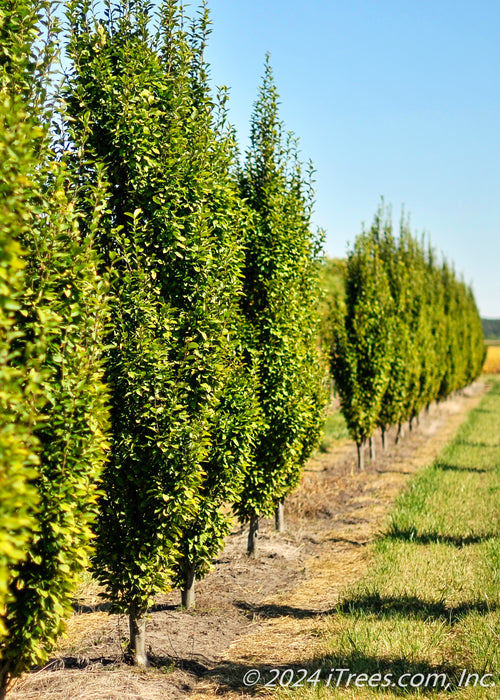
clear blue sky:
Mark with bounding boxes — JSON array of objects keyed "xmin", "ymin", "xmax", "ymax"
[{"xmin": 203, "ymin": 0, "xmax": 500, "ymax": 318}]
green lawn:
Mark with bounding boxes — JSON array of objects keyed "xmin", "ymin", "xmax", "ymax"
[{"xmin": 278, "ymin": 378, "xmax": 500, "ymax": 698}]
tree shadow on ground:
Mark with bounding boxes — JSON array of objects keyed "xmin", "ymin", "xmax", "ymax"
[
  {"xmin": 72, "ymin": 601, "xmax": 178, "ymax": 614},
  {"xmin": 34, "ymin": 655, "xmax": 119, "ymax": 671},
  {"xmin": 203, "ymin": 655, "xmax": 497, "ymax": 695},
  {"xmin": 436, "ymin": 463, "xmax": 488, "ymax": 473},
  {"xmin": 336, "ymin": 593, "xmax": 497, "ymax": 624},
  {"xmin": 236, "ymin": 593, "xmax": 497, "ymax": 626},
  {"xmin": 72, "ymin": 601, "xmax": 112, "ymax": 613},
  {"xmin": 149, "ymin": 654, "xmax": 212, "ymax": 675},
  {"xmin": 376, "ymin": 469, "xmax": 414, "ymax": 475},
  {"xmin": 236, "ymin": 601, "xmax": 325, "ymax": 620},
  {"xmin": 326, "ymin": 535, "xmax": 369, "ymax": 546},
  {"xmin": 454, "ymin": 440, "xmax": 500, "ymax": 448},
  {"xmin": 385, "ymin": 529, "xmax": 494, "ymax": 547}
]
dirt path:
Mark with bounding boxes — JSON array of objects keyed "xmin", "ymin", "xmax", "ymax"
[{"xmin": 10, "ymin": 382, "xmax": 487, "ymax": 700}]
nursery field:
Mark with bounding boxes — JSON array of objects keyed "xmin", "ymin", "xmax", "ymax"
[
  {"xmin": 483, "ymin": 344, "xmax": 500, "ymax": 374},
  {"xmin": 10, "ymin": 379, "xmax": 498, "ymax": 700},
  {"xmin": 269, "ymin": 376, "xmax": 500, "ymax": 700},
  {"xmin": 1, "ymin": 0, "xmax": 487, "ymax": 694}
]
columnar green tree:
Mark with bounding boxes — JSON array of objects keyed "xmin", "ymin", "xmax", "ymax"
[
  {"xmin": 374, "ymin": 208, "xmax": 412, "ymax": 448},
  {"xmin": 66, "ymin": 0, "xmax": 257, "ymax": 657},
  {"xmin": 0, "ymin": 6, "xmax": 41, "ymax": 627},
  {"xmin": 331, "ymin": 226, "xmax": 394, "ymax": 470},
  {"xmin": 1, "ymin": 167, "xmax": 110, "ymax": 697},
  {"xmin": 0, "ymin": 0, "xmax": 110, "ymax": 694},
  {"xmin": 236, "ymin": 56, "xmax": 327, "ymax": 550},
  {"xmin": 169, "ymin": 15, "xmax": 260, "ymax": 605}
]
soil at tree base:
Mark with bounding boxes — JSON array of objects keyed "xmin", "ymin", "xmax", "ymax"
[{"xmin": 9, "ymin": 382, "xmax": 487, "ymax": 700}]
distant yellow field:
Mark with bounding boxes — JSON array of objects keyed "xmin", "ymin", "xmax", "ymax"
[{"xmin": 483, "ymin": 345, "xmax": 500, "ymax": 374}]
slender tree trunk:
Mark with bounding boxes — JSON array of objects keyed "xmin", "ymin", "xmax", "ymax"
[
  {"xmin": 0, "ymin": 662, "xmax": 13, "ymax": 700},
  {"xmin": 396, "ymin": 422, "xmax": 405, "ymax": 444},
  {"xmin": 129, "ymin": 602, "xmax": 148, "ymax": 666},
  {"xmin": 425, "ymin": 403, "xmax": 430, "ymax": 415},
  {"xmin": 275, "ymin": 499, "xmax": 285, "ymax": 532},
  {"xmin": 181, "ymin": 559, "xmax": 196, "ymax": 609},
  {"xmin": 369, "ymin": 436, "xmax": 376, "ymax": 460},
  {"xmin": 356, "ymin": 442, "xmax": 365, "ymax": 471},
  {"xmin": 247, "ymin": 514, "xmax": 259, "ymax": 556},
  {"xmin": 409, "ymin": 415, "xmax": 414, "ymax": 432},
  {"xmin": 381, "ymin": 426, "xmax": 387, "ymax": 450},
  {"xmin": 416, "ymin": 412, "xmax": 420, "ymax": 426}
]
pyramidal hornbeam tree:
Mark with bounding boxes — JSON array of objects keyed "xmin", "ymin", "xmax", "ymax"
[
  {"xmin": 168, "ymin": 10, "xmax": 260, "ymax": 608},
  {"xmin": 65, "ymin": 0, "xmax": 258, "ymax": 660},
  {"xmin": 0, "ymin": 3, "xmax": 41, "ymax": 634},
  {"xmin": 236, "ymin": 55, "xmax": 327, "ymax": 552},
  {"xmin": 373, "ymin": 207, "xmax": 412, "ymax": 449},
  {"xmin": 331, "ymin": 223, "xmax": 394, "ymax": 470},
  {"xmin": 0, "ymin": 0, "xmax": 110, "ymax": 695}
]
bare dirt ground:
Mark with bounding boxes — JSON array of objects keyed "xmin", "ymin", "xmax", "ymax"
[{"xmin": 9, "ymin": 382, "xmax": 487, "ymax": 700}]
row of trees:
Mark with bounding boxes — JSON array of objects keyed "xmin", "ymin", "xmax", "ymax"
[
  {"xmin": 0, "ymin": 0, "xmax": 485, "ymax": 689},
  {"xmin": 0, "ymin": 0, "xmax": 326, "ymax": 689},
  {"xmin": 331, "ymin": 203, "xmax": 485, "ymax": 470}
]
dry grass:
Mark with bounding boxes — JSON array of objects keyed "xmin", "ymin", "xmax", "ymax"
[
  {"xmin": 191, "ymin": 384, "xmax": 488, "ymax": 700},
  {"xmin": 268, "ymin": 378, "xmax": 500, "ymax": 700},
  {"xmin": 9, "ymin": 665, "xmax": 189, "ymax": 700},
  {"xmin": 483, "ymin": 345, "xmax": 500, "ymax": 374},
  {"xmin": 9, "ymin": 384, "xmax": 488, "ymax": 700}
]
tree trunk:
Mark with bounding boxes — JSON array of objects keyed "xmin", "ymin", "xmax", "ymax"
[
  {"xmin": 275, "ymin": 499, "xmax": 285, "ymax": 532},
  {"xmin": 181, "ymin": 560, "xmax": 196, "ymax": 609},
  {"xmin": 247, "ymin": 514, "xmax": 259, "ymax": 556},
  {"xmin": 356, "ymin": 442, "xmax": 365, "ymax": 471},
  {"xmin": 0, "ymin": 664, "xmax": 12, "ymax": 700},
  {"xmin": 416, "ymin": 412, "xmax": 420, "ymax": 426},
  {"xmin": 409, "ymin": 415, "xmax": 414, "ymax": 432},
  {"xmin": 369, "ymin": 436, "xmax": 375, "ymax": 460},
  {"xmin": 425, "ymin": 403, "xmax": 430, "ymax": 415},
  {"xmin": 381, "ymin": 427, "xmax": 387, "ymax": 450},
  {"xmin": 396, "ymin": 422, "xmax": 405, "ymax": 444},
  {"xmin": 129, "ymin": 603, "xmax": 148, "ymax": 666}
]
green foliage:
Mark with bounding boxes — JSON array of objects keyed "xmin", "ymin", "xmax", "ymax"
[
  {"xmin": 65, "ymin": 0, "xmax": 257, "ymax": 622},
  {"xmin": 332, "ymin": 221, "xmax": 394, "ymax": 448},
  {"xmin": 0, "ymin": 0, "xmax": 109, "ymax": 688},
  {"xmin": 331, "ymin": 200, "xmax": 485, "ymax": 462},
  {"xmin": 0, "ymin": 166, "xmax": 110, "ymax": 682},
  {"xmin": 0, "ymin": 44, "xmax": 41, "ymax": 635},
  {"xmin": 236, "ymin": 55, "xmax": 327, "ymax": 522},
  {"xmin": 318, "ymin": 256, "xmax": 346, "ymax": 368}
]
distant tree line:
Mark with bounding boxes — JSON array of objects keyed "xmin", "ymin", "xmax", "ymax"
[
  {"xmin": 482, "ymin": 318, "xmax": 500, "ymax": 339},
  {"xmin": 0, "ymin": 0, "xmax": 485, "ymax": 693}
]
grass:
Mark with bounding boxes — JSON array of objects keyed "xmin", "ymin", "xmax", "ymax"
[
  {"xmin": 273, "ymin": 377, "xmax": 500, "ymax": 699},
  {"xmin": 318, "ymin": 408, "xmax": 349, "ymax": 453}
]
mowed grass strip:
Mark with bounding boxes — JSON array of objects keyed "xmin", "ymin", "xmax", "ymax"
[{"xmin": 273, "ymin": 379, "xmax": 500, "ymax": 699}]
